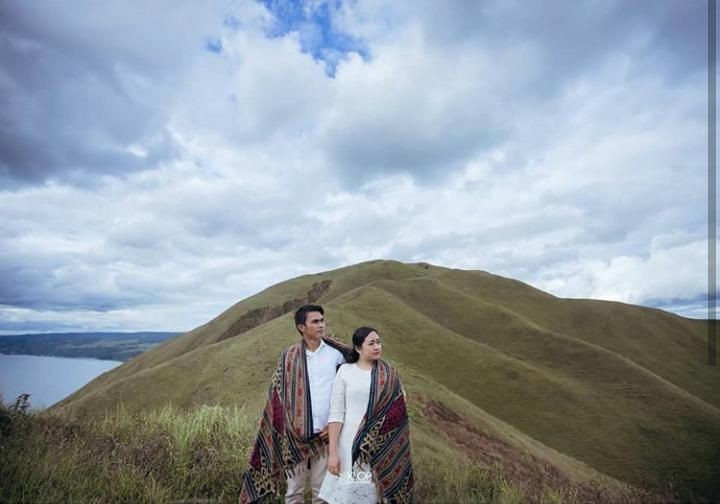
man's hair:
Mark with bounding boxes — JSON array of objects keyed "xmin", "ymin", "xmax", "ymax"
[{"xmin": 294, "ymin": 304, "xmax": 324, "ymax": 335}]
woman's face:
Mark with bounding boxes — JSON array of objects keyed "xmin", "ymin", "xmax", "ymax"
[{"xmin": 356, "ymin": 331, "xmax": 382, "ymax": 361}]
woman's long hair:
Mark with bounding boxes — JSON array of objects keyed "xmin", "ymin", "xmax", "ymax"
[{"xmin": 346, "ymin": 326, "xmax": 378, "ymax": 363}]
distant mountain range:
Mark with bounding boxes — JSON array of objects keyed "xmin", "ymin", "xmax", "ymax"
[
  {"xmin": 0, "ymin": 332, "xmax": 178, "ymax": 361},
  {"xmin": 55, "ymin": 260, "xmax": 719, "ymax": 500}
]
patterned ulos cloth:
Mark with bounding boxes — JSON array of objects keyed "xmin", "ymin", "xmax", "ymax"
[
  {"xmin": 351, "ymin": 359, "xmax": 415, "ymax": 503},
  {"xmin": 239, "ymin": 336, "xmax": 350, "ymax": 504}
]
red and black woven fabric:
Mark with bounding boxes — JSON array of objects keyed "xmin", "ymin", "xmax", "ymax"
[
  {"xmin": 352, "ymin": 359, "xmax": 415, "ymax": 504},
  {"xmin": 239, "ymin": 336, "xmax": 350, "ymax": 504}
]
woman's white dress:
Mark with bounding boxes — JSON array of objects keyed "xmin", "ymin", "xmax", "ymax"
[{"xmin": 318, "ymin": 363, "xmax": 377, "ymax": 504}]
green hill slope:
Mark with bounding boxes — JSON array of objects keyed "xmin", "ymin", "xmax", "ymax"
[{"xmin": 55, "ymin": 260, "xmax": 719, "ymax": 500}]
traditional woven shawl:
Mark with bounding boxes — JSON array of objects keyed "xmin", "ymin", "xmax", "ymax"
[
  {"xmin": 240, "ymin": 336, "xmax": 350, "ymax": 504},
  {"xmin": 352, "ymin": 359, "xmax": 415, "ymax": 504}
]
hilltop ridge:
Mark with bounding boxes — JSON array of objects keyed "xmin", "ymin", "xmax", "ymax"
[{"xmin": 56, "ymin": 260, "xmax": 718, "ymax": 500}]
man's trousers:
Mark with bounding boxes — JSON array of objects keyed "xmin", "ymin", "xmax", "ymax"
[{"xmin": 285, "ymin": 450, "xmax": 328, "ymax": 504}]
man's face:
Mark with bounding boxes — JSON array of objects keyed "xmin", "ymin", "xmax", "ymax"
[{"xmin": 299, "ymin": 311, "xmax": 325, "ymax": 340}]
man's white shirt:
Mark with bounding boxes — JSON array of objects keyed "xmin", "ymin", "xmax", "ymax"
[{"xmin": 305, "ymin": 339, "xmax": 345, "ymax": 433}]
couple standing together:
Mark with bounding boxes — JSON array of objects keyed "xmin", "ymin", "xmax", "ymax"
[{"xmin": 240, "ymin": 304, "xmax": 415, "ymax": 504}]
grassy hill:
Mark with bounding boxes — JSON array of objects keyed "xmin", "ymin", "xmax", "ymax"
[{"xmin": 55, "ymin": 260, "xmax": 719, "ymax": 501}]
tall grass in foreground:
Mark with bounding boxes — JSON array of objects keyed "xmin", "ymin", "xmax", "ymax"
[
  {"xmin": 1, "ymin": 397, "xmax": 256, "ymax": 503},
  {"xmin": 0, "ymin": 397, "xmax": 684, "ymax": 503}
]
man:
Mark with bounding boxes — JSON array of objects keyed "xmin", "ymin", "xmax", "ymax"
[{"xmin": 240, "ymin": 304, "xmax": 349, "ymax": 504}]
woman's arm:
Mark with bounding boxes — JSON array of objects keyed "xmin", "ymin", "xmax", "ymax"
[
  {"xmin": 326, "ymin": 366, "xmax": 346, "ymax": 476},
  {"xmin": 327, "ymin": 421, "xmax": 343, "ymax": 476}
]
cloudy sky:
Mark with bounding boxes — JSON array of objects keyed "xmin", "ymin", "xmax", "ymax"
[{"xmin": 0, "ymin": 0, "xmax": 711, "ymax": 334}]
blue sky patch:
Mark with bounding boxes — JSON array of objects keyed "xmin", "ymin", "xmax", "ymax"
[
  {"xmin": 260, "ymin": 0, "xmax": 369, "ymax": 76},
  {"xmin": 205, "ymin": 37, "xmax": 223, "ymax": 54}
]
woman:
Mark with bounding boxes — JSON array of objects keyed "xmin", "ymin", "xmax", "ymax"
[{"xmin": 318, "ymin": 327, "xmax": 415, "ymax": 504}]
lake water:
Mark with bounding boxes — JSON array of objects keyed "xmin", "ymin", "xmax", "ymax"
[{"xmin": 0, "ymin": 353, "xmax": 122, "ymax": 409}]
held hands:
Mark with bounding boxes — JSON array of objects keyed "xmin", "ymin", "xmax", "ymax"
[{"xmin": 327, "ymin": 450, "xmax": 341, "ymax": 476}]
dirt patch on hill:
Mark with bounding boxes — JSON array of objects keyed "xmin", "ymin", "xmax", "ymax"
[
  {"xmin": 422, "ymin": 399, "xmax": 569, "ymax": 487},
  {"xmin": 420, "ymin": 399, "xmax": 655, "ymax": 503},
  {"xmin": 217, "ymin": 280, "xmax": 332, "ymax": 342}
]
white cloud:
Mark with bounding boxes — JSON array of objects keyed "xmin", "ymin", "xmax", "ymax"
[
  {"xmin": 0, "ymin": 0, "xmax": 711, "ymax": 333},
  {"xmin": 532, "ymin": 236, "xmax": 708, "ymax": 308}
]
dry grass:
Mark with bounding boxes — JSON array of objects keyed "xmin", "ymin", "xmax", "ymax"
[
  {"xmin": 0, "ymin": 397, "xmax": 680, "ymax": 504},
  {"xmin": 51, "ymin": 260, "xmax": 720, "ymax": 501}
]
